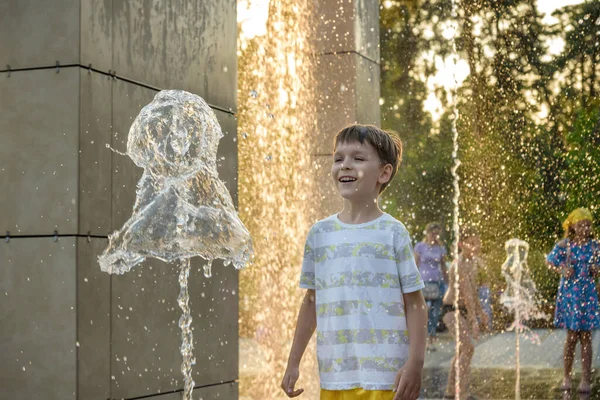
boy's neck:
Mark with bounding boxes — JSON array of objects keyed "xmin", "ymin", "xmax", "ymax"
[{"xmin": 338, "ymin": 198, "xmax": 383, "ymax": 224}]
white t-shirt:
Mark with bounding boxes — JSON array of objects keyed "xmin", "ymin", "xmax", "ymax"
[{"xmin": 299, "ymin": 213, "xmax": 424, "ymax": 391}]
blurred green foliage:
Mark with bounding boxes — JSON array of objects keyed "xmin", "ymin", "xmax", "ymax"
[{"xmin": 380, "ymin": 0, "xmax": 600, "ymax": 328}]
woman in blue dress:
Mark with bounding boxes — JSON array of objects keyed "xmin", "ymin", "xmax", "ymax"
[{"xmin": 546, "ymin": 208, "xmax": 600, "ymax": 394}]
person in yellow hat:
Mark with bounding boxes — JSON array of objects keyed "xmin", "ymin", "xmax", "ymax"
[{"xmin": 546, "ymin": 208, "xmax": 600, "ymax": 394}]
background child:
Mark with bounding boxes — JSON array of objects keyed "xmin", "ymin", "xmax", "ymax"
[
  {"xmin": 546, "ymin": 207, "xmax": 600, "ymax": 394},
  {"xmin": 281, "ymin": 124, "xmax": 427, "ymax": 400},
  {"xmin": 442, "ymin": 230, "xmax": 489, "ymax": 400},
  {"xmin": 414, "ymin": 222, "xmax": 448, "ymax": 351}
]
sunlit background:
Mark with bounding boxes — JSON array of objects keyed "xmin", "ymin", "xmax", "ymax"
[
  {"xmin": 236, "ymin": 0, "xmax": 599, "ymax": 398},
  {"xmin": 237, "ymin": 1, "xmax": 320, "ymax": 399}
]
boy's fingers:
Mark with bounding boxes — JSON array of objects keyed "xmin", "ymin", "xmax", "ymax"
[
  {"xmin": 407, "ymin": 382, "xmax": 419, "ymax": 400},
  {"xmin": 393, "ymin": 368, "xmax": 403, "ymax": 390},
  {"xmin": 282, "ymin": 375, "xmax": 294, "ymax": 396},
  {"xmin": 290, "ymin": 388, "xmax": 304, "ymax": 397},
  {"xmin": 394, "ymin": 379, "xmax": 405, "ymax": 400},
  {"xmin": 393, "ymin": 368, "xmax": 404, "ymax": 399}
]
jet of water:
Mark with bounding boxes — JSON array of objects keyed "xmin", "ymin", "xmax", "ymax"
[
  {"xmin": 500, "ymin": 238, "xmax": 547, "ymax": 400},
  {"xmin": 98, "ymin": 90, "xmax": 253, "ymax": 400},
  {"xmin": 449, "ymin": 0, "xmax": 462, "ymax": 397}
]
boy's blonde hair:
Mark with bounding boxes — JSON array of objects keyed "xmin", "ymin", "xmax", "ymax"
[{"xmin": 333, "ymin": 124, "xmax": 403, "ymax": 193}]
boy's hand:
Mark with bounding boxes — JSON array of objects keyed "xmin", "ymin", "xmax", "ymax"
[
  {"xmin": 281, "ymin": 366, "xmax": 304, "ymax": 397},
  {"xmin": 393, "ymin": 359, "xmax": 422, "ymax": 400}
]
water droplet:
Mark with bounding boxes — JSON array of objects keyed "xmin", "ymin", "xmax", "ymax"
[{"xmin": 203, "ymin": 263, "xmax": 212, "ymax": 278}]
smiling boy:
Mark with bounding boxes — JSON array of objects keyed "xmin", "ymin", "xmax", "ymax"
[{"xmin": 281, "ymin": 125, "xmax": 427, "ymax": 400}]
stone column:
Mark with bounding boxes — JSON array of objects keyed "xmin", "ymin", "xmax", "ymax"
[
  {"xmin": 314, "ymin": 0, "xmax": 382, "ymax": 218},
  {"xmin": 0, "ymin": 1, "xmax": 239, "ymax": 399}
]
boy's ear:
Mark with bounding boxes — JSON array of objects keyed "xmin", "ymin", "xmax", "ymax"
[{"xmin": 379, "ymin": 163, "xmax": 393, "ymax": 184}]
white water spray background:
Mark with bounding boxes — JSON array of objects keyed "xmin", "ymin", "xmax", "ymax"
[{"xmin": 99, "ymin": 90, "xmax": 253, "ymax": 400}]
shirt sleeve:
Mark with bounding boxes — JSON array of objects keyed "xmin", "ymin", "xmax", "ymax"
[
  {"xmin": 395, "ymin": 228, "xmax": 425, "ymax": 293},
  {"xmin": 413, "ymin": 241, "xmax": 424, "ymax": 256},
  {"xmin": 440, "ymin": 245, "xmax": 448, "ymax": 256},
  {"xmin": 546, "ymin": 241, "xmax": 567, "ymax": 267},
  {"xmin": 299, "ymin": 227, "xmax": 316, "ymax": 289}
]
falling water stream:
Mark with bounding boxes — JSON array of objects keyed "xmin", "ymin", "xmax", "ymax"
[
  {"xmin": 177, "ymin": 258, "xmax": 195, "ymax": 399},
  {"xmin": 98, "ymin": 90, "xmax": 253, "ymax": 400},
  {"xmin": 449, "ymin": 0, "xmax": 462, "ymax": 397}
]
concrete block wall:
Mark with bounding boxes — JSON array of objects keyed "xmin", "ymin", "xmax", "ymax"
[
  {"xmin": 0, "ymin": 1, "xmax": 239, "ymax": 399},
  {"xmin": 314, "ymin": 0, "xmax": 381, "ymax": 218}
]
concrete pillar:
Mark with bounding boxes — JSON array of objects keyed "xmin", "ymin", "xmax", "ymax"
[
  {"xmin": 0, "ymin": 1, "xmax": 239, "ymax": 399},
  {"xmin": 314, "ymin": 0, "xmax": 382, "ymax": 218}
]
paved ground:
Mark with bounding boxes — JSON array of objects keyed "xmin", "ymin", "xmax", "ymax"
[
  {"xmin": 425, "ymin": 329, "xmax": 600, "ymax": 370},
  {"xmin": 422, "ymin": 329, "xmax": 600, "ymax": 399},
  {"xmin": 240, "ymin": 330, "xmax": 600, "ymax": 399}
]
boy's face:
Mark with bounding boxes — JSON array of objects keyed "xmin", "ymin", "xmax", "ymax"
[{"xmin": 331, "ymin": 140, "xmax": 391, "ymax": 201}]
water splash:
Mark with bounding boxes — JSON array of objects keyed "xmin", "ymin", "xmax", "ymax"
[
  {"xmin": 98, "ymin": 90, "xmax": 253, "ymax": 273},
  {"xmin": 98, "ymin": 90, "xmax": 253, "ymax": 400},
  {"xmin": 203, "ymin": 261, "xmax": 213, "ymax": 279},
  {"xmin": 500, "ymin": 239, "xmax": 547, "ymax": 400}
]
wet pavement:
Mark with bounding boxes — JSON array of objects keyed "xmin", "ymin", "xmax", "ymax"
[
  {"xmin": 422, "ymin": 329, "xmax": 600, "ymax": 399},
  {"xmin": 239, "ymin": 330, "xmax": 600, "ymax": 399}
]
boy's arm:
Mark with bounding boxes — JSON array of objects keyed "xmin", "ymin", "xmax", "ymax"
[
  {"xmin": 394, "ymin": 290, "xmax": 427, "ymax": 400},
  {"xmin": 281, "ymin": 289, "xmax": 317, "ymax": 398}
]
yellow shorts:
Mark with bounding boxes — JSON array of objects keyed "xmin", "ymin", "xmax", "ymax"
[{"xmin": 320, "ymin": 388, "xmax": 395, "ymax": 400}]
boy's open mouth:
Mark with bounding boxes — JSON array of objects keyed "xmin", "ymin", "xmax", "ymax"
[{"xmin": 339, "ymin": 176, "xmax": 357, "ymax": 183}]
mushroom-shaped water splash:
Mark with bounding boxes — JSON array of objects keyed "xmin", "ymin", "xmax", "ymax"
[{"xmin": 98, "ymin": 90, "xmax": 253, "ymax": 400}]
